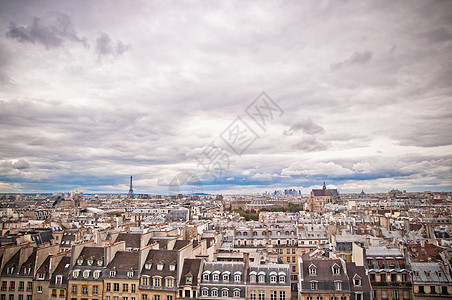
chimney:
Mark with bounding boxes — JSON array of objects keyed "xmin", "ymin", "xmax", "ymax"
[{"xmin": 243, "ymin": 252, "xmax": 250, "ymax": 276}]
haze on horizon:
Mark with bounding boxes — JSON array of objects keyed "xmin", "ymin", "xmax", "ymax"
[{"xmin": 0, "ymin": 0, "xmax": 451, "ymax": 195}]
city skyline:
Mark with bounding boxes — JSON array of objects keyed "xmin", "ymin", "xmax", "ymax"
[{"xmin": 0, "ymin": 1, "xmax": 451, "ymax": 194}]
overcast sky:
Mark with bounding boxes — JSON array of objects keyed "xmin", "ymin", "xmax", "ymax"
[{"xmin": 0, "ymin": 0, "xmax": 451, "ymax": 195}]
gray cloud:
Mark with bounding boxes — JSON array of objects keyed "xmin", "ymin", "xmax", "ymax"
[
  {"xmin": 95, "ymin": 32, "xmax": 130, "ymax": 57},
  {"xmin": 284, "ymin": 118, "xmax": 325, "ymax": 136},
  {"xmin": 330, "ymin": 50, "xmax": 374, "ymax": 71},
  {"xmin": 5, "ymin": 14, "xmax": 88, "ymax": 49},
  {"xmin": 1, "ymin": 159, "xmax": 30, "ymax": 169}
]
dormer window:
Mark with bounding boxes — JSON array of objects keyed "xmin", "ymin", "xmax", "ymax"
[
  {"xmin": 110, "ymin": 270, "xmax": 116, "ymax": 277},
  {"xmin": 157, "ymin": 264, "xmax": 163, "ymax": 271},
  {"xmin": 203, "ymin": 273, "xmax": 210, "ymax": 281},
  {"xmin": 97, "ymin": 259, "xmax": 103, "ymax": 266},
  {"xmin": 7, "ymin": 267, "xmax": 14, "ymax": 274},
  {"xmin": 169, "ymin": 265, "xmax": 175, "ymax": 271},
  {"xmin": 127, "ymin": 271, "xmax": 134, "ymax": 278},
  {"xmin": 93, "ymin": 270, "xmax": 101, "ymax": 279},
  {"xmin": 56, "ymin": 275, "xmax": 63, "ymax": 285},
  {"xmin": 223, "ymin": 273, "xmax": 229, "ymax": 281},
  {"xmin": 270, "ymin": 275, "xmax": 277, "ymax": 283},
  {"xmin": 38, "ymin": 273, "xmax": 45, "ymax": 280},
  {"xmin": 87, "ymin": 259, "xmax": 93, "ymax": 266},
  {"xmin": 83, "ymin": 270, "xmax": 90, "ymax": 278},
  {"xmin": 234, "ymin": 272, "xmax": 241, "ymax": 282},
  {"xmin": 186, "ymin": 276, "xmax": 192, "ymax": 284},
  {"xmin": 354, "ymin": 278, "xmax": 362, "ymax": 286},
  {"xmin": 279, "ymin": 275, "xmax": 286, "ymax": 283},
  {"xmin": 213, "ymin": 273, "xmax": 220, "ymax": 281},
  {"xmin": 145, "ymin": 263, "xmax": 152, "ymax": 270},
  {"xmin": 77, "ymin": 259, "xmax": 83, "ymax": 265},
  {"xmin": 332, "ymin": 265, "xmax": 340, "ymax": 275},
  {"xmin": 73, "ymin": 270, "xmax": 80, "ymax": 278},
  {"xmin": 258, "ymin": 274, "xmax": 265, "ymax": 283},
  {"xmin": 309, "ymin": 265, "xmax": 317, "ymax": 275}
]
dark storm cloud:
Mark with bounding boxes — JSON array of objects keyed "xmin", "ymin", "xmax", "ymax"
[
  {"xmin": 5, "ymin": 14, "xmax": 88, "ymax": 49},
  {"xmin": 284, "ymin": 118, "xmax": 325, "ymax": 136},
  {"xmin": 95, "ymin": 32, "xmax": 130, "ymax": 57},
  {"xmin": 330, "ymin": 50, "xmax": 374, "ymax": 71}
]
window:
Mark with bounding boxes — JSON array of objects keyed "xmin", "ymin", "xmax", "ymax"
[
  {"xmin": 202, "ymin": 289, "xmax": 208, "ymax": 296},
  {"xmin": 127, "ymin": 271, "xmax": 134, "ymax": 278},
  {"xmin": 203, "ymin": 273, "xmax": 209, "ymax": 281},
  {"xmin": 233, "ymin": 290, "xmax": 240, "ymax": 298},
  {"xmin": 60, "ymin": 290, "xmax": 65, "ymax": 298},
  {"xmin": 114, "ymin": 283, "xmax": 119, "ymax": 292},
  {"xmin": 292, "ymin": 266, "xmax": 296, "ymax": 273},
  {"xmin": 37, "ymin": 286, "xmax": 43, "ymax": 293},
  {"xmin": 279, "ymin": 275, "xmax": 285, "ymax": 283},
  {"xmin": 167, "ymin": 297, "xmax": 172, "ymax": 300},
  {"xmin": 82, "ymin": 286, "xmax": 87, "ymax": 295},
  {"xmin": 114, "ymin": 296, "xmax": 119, "ymax": 300},
  {"xmin": 142, "ymin": 296, "xmax": 147, "ymax": 300},
  {"xmin": 234, "ymin": 274, "xmax": 241, "ymax": 282},
  {"xmin": 309, "ymin": 267, "xmax": 317, "ymax": 275},
  {"xmin": 332, "ymin": 266, "xmax": 340, "ymax": 275},
  {"xmin": 1, "ymin": 282, "xmax": 6, "ymax": 291},
  {"xmin": 213, "ymin": 274, "xmax": 219, "ymax": 281},
  {"xmin": 122, "ymin": 284, "xmax": 128, "ymax": 292},
  {"xmin": 110, "ymin": 271, "xmax": 116, "ymax": 277},
  {"xmin": 211, "ymin": 289, "xmax": 218, "ymax": 297},
  {"xmin": 93, "ymin": 286, "xmax": 98, "ymax": 295},
  {"xmin": 157, "ymin": 264, "xmax": 163, "ymax": 271},
  {"xmin": 83, "ymin": 270, "xmax": 90, "ymax": 278},
  {"xmin": 270, "ymin": 291, "xmax": 277, "ymax": 300},
  {"xmin": 56, "ymin": 276, "xmax": 62, "ymax": 285},
  {"xmin": 27, "ymin": 282, "xmax": 32, "ymax": 291},
  {"xmin": 8, "ymin": 282, "xmax": 14, "ymax": 291},
  {"xmin": 250, "ymin": 275, "xmax": 256, "ymax": 282},
  {"xmin": 8, "ymin": 296, "xmax": 13, "ymax": 300},
  {"xmin": 270, "ymin": 275, "xmax": 277, "ymax": 283},
  {"xmin": 258, "ymin": 290, "xmax": 265, "ymax": 300},
  {"xmin": 250, "ymin": 290, "xmax": 256, "ymax": 300},
  {"xmin": 259, "ymin": 275, "xmax": 265, "ymax": 283},
  {"xmin": 169, "ymin": 265, "xmax": 175, "ymax": 271},
  {"xmin": 185, "ymin": 291, "xmax": 190, "ymax": 298},
  {"xmin": 154, "ymin": 277, "xmax": 161, "ymax": 287},
  {"xmin": 142, "ymin": 277, "xmax": 148, "ymax": 285},
  {"xmin": 355, "ymin": 293, "xmax": 362, "ymax": 300},
  {"xmin": 72, "ymin": 285, "xmax": 77, "ymax": 295},
  {"xmin": 431, "ymin": 286, "xmax": 437, "ymax": 294},
  {"xmin": 292, "ymin": 248, "xmax": 296, "ymax": 254},
  {"xmin": 145, "ymin": 263, "xmax": 152, "ymax": 270},
  {"xmin": 73, "ymin": 270, "xmax": 80, "ymax": 278},
  {"xmin": 222, "ymin": 290, "xmax": 228, "ymax": 297},
  {"xmin": 18, "ymin": 296, "xmax": 23, "ymax": 300},
  {"xmin": 393, "ymin": 290, "xmax": 399, "ymax": 299},
  {"xmin": 94, "ymin": 270, "xmax": 101, "ymax": 279},
  {"xmin": 154, "ymin": 296, "xmax": 160, "ymax": 300},
  {"xmin": 391, "ymin": 274, "xmax": 397, "ymax": 282},
  {"xmin": 123, "ymin": 297, "xmax": 128, "ymax": 300},
  {"xmin": 166, "ymin": 278, "xmax": 173, "ymax": 288},
  {"xmin": 402, "ymin": 273, "xmax": 408, "ymax": 282},
  {"xmin": 223, "ymin": 274, "xmax": 229, "ymax": 281},
  {"xmin": 354, "ymin": 278, "xmax": 361, "ymax": 286},
  {"xmin": 311, "ymin": 282, "xmax": 318, "ymax": 290},
  {"xmin": 286, "ymin": 257, "xmax": 290, "ymax": 263},
  {"xmin": 292, "ymin": 257, "xmax": 296, "ymax": 263},
  {"xmin": 131, "ymin": 284, "xmax": 136, "ymax": 293},
  {"xmin": 107, "ymin": 283, "xmax": 111, "ymax": 291},
  {"xmin": 380, "ymin": 274, "xmax": 386, "ymax": 282},
  {"xmin": 18, "ymin": 282, "xmax": 24, "ymax": 291},
  {"xmin": 280, "ymin": 291, "xmax": 286, "ymax": 300},
  {"xmin": 77, "ymin": 259, "xmax": 83, "ymax": 265},
  {"xmin": 287, "ymin": 249, "xmax": 290, "ymax": 254},
  {"xmin": 38, "ymin": 273, "xmax": 45, "ymax": 280},
  {"xmin": 334, "ymin": 281, "xmax": 342, "ymax": 291}
]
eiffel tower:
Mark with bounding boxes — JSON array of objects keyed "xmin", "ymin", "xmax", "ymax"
[{"xmin": 128, "ymin": 176, "xmax": 134, "ymax": 199}]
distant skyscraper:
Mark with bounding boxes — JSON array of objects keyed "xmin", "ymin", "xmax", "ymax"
[{"xmin": 128, "ymin": 176, "xmax": 134, "ymax": 199}]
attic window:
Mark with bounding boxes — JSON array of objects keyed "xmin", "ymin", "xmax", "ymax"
[
  {"xmin": 73, "ymin": 270, "xmax": 80, "ymax": 278},
  {"xmin": 309, "ymin": 266, "xmax": 317, "ymax": 275},
  {"xmin": 332, "ymin": 266, "xmax": 340, "ymax": 275},
  {"xmin": 110, "ymin": 270, "xmax": 116, "ymax": 277},
  {"xmin": 127, "ymin": 271, "xmax": 134, "ymax": 278},
  {"xmin": 7, "ymin": 267, "xmax": 14, "ymax": 274},
  {"xmin": 97, "ymin": 260, "xmax": 103, "ymax": 266},
  {"xmin": 186, "ymin": 276, "xmax": 192, "ymax": 284},
  {"xmin": 169, "ymin": 265, "xmax": 175, "ymax": 271},
  {"xmin": 157, "ymin": 264, "xmax": 164, "ymax": 271},
  {"xmin": 145, "ymin": 263, "xmax": 152, "ymax": 270},
  {"xmin": 83, "ymin": 270, "xmax": 90, "ymax": 278},
  {"xmin": 38, "ymin": 273, "xmax": 45, "ymax": 280},
  {"xmin": 77, "ymin": 259, "xmax": 83, "ymax": 265},
  {"xmin": 87, "ymin": 259, "xmax": 93, "ymax": 266},
  {"xmin": 354, "ymin": 278, "xmax": 361, "ymax": 286},
  {"xmin": 93, "ymin": 270, "xmax": 101, "ymax": 279},
  {"xmin": 56, "ymin": 275, "xmax": 63, "ymax": 285}
]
